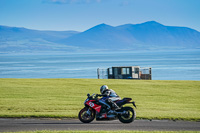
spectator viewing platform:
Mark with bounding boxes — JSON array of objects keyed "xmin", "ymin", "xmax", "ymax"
[{"xmin": 97, "ymin": 66, "xmax": 152, "ymax": 80}]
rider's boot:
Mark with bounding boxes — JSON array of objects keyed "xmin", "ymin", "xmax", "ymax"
[
  {"xmin": 108, "ymin": 102, "xmax": 120, "ymax": 114},
  {"xmin": 112, "ymin": 102, "xmax": 120, "ymax": 110}
]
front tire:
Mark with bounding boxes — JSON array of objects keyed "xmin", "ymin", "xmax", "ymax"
[
  {"xmin": 78, "ymin": 107, "xmax": 95, "ymax": 123},
  {"xmin": 118, "ymin": 107, "xmax": 135, "ymax": 123}
]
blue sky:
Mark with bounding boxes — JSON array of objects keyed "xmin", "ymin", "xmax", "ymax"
[{"xmin": 0, "ymin": 0, "xmax": 200, "ymax": 32}]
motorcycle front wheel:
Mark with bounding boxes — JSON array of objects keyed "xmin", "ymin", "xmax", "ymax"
[
  {"xmin": 78, "ymin": 107, "xmax": 95, "ymax": 123},
  {"xmin": 118, "ymin": 107, "xmax": 136, "ymax": 123}
]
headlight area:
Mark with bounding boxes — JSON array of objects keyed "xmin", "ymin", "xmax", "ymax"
[{"xmin": 84, "ymin": 98, "xmax": 89, "ymax": 105}]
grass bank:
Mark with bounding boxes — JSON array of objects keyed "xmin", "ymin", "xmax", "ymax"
[{"xmin": 0, "ymin": 79, "xmax": 199, "ymax": 121}]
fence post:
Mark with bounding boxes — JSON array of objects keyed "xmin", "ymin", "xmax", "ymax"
[{"xmin": 97, "ymin": 68, "xmax": 100, "ymax": 79}]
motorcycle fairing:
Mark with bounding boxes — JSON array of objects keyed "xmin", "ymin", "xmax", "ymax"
[
  {"xmin": 99, "ymin": 98, "xmax": 111, "ymax": 109},
  {"xmin": 85, "ymin": 100, "xmax": 102, "ymax": 113}
]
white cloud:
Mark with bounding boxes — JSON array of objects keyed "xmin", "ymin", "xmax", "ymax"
[
  {"xmin": 119, "ymin": 0, "xmax": 132, "ymax": 6},
  {"xmin": 43, "ymin": 0, "xmax": 104, "ymax": 4}
]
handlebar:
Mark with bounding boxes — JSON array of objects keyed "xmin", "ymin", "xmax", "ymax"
[
  {"xmin": 87, "ymin": 93, "xmax": 103, "ymax": 99},
  {"xmin": 96, "ymin": 94, "xmax": 104, "ymax": 97}
]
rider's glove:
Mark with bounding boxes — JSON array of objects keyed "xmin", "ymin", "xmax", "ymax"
[{"xmin": 96, "ymin": 94, "xmax": 102, "ymax": 97}]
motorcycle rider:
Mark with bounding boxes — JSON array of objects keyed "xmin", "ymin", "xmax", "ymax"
[{"xmin": 98, "ymin": 85, "xmax": 121, "ymax": 112}]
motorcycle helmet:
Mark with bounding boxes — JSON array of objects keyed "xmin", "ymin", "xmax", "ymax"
[{"xmin": 100, "ymin": 85, "xmax": 108, "ymax": 94}]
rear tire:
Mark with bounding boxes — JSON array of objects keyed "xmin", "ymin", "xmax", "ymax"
[
  {"xmin": 118, "ymin": 107, "xmax": 135, "ymax": 123},
  {"xmin": 78, "ymin": 107, "xmax": 95, "ymax": 123}
]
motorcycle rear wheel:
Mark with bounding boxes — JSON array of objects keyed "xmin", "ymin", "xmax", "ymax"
[
  {"xmin": 118, "ymin": 107, "xmax": 135, "ymax": 123},
  {"xmin": 78, "ymin": 107, "xmax": 95, "ymax": 123}
]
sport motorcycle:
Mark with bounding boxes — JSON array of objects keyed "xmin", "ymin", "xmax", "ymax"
[{"xmin": 78, "ymin": 93, "xmax": 136, "ymax": 123}]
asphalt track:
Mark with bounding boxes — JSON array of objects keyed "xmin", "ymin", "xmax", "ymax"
[{"xmin": 0, "ymin": 118, "xmax": 200, "ymax": 132}]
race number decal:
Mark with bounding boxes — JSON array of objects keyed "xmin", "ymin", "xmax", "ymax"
[{"xmin": 89, "ymin": 102, "xmax": 94, "ymax": 107}]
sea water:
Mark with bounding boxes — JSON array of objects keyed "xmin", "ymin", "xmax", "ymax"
[{"xmin": 0, "ymin": 49, "xmax": 200, "ymax": 80}]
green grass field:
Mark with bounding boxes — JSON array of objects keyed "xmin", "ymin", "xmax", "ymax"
[
  {"xmin": 2, "ymin": 131, "xmax": 200, "ymax": 133},
  {"xmin": 0, "ymin": 79, "xmax": 199, "ymax": 121}
]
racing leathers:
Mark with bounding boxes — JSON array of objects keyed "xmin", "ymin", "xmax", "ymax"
[{"xmin": 99, "ymin": 89, "xmax": 121, "ymax": 111}]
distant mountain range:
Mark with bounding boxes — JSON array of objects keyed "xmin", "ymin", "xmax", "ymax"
[
  {"xmin": 0, "ymin": 25, "xmax": 80, "ymax": 52},
  {"xmin": 0, "ymin": 21, "xmax": 200, "ymax": 53}
]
